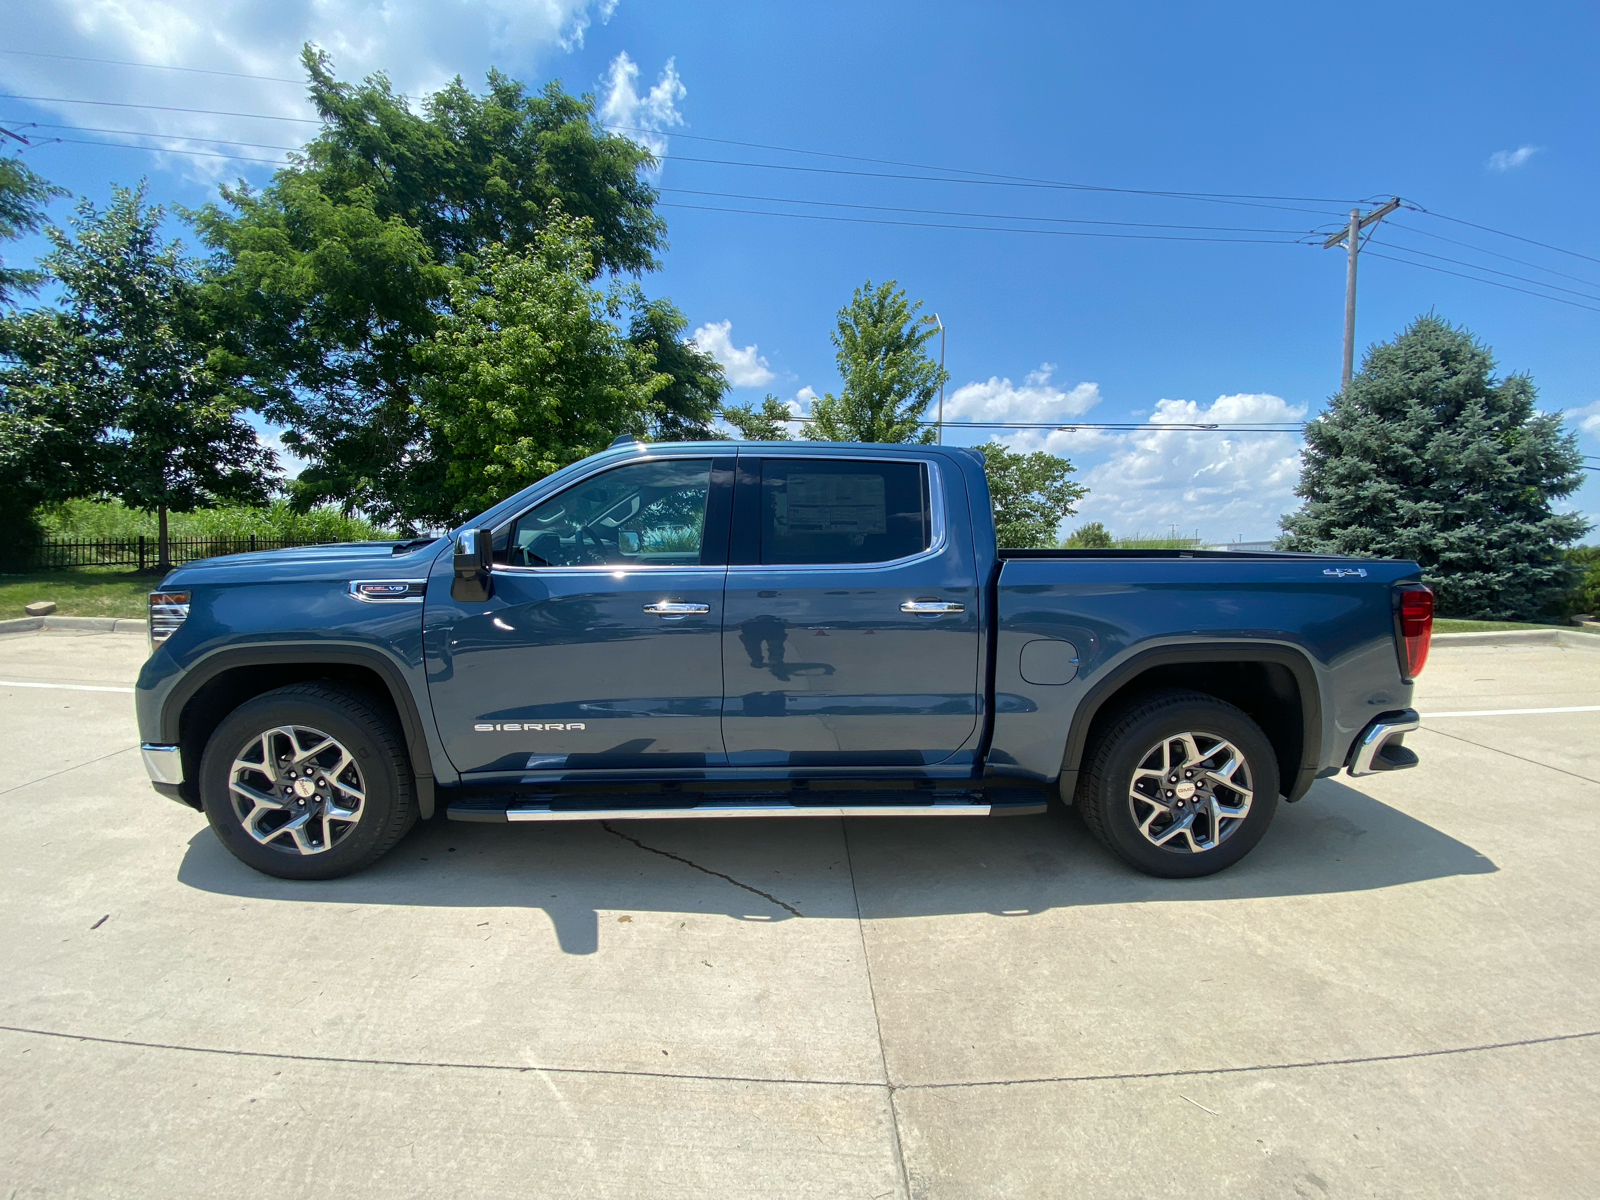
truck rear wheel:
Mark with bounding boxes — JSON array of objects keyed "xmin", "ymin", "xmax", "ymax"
[
  {"xmin": 198, "ymin": 683, "xmax": 417, "ymax": 880},
  {"xmin": 1077, "ymin": 689, "xmax": 1278, "ymax": 879}
]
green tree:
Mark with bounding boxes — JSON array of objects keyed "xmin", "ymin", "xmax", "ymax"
[
  {"xmin": 719, "ymin": 395, "xmax": 795, "ymax": 441},
  {"xmin": 1064, "ymin": 520, "xmax": 1115, "ymax": 548},
  {"xmin": 193, "ymin": 46, "xmax": 666, "ymax": 523},
  {"xmin": 1279, "ymin": 315, "xmax": 1587, "ymax": 619},
  {"xmin": 809, "ymin": 280, "xmax": 948, "ymax": 443},
  {"xmin": 44, "ymin": 185, "xmax": 275, "ymax": 568},
  {"xmin": 628, "ymin": 299, "xmax": 726, "ymax": 440},
  {"xmin": 977, "ymin": 441, "xmax": 1088, "ymax": 548},
  {"xmin": 414, "ymin": 215, "xmax": 668, "ymax": 522},
  {"xmin": 0, "ymin": 157, "xmax": 66, "ymax": 304}
]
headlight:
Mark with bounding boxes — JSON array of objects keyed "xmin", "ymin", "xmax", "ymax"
[{"xmin": 148, "ymin": 591, "xmax": 191, "ymax": 650}]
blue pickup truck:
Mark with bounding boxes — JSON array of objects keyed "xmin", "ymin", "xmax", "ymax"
[{"xmin": 136, "ymin": 440, "xmax": 1433, "ymax": 882}]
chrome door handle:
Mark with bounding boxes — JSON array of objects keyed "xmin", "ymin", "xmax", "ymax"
[
  {"xmin": 900, "ymin": 600, "xmax": 964, "ymax": 615},
  {"xmin": 643, "ymin": 601, "xmax": 711, "ymax": 615}
]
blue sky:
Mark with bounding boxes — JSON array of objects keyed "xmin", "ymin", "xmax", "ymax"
[{"xmin": 4, "ymin": 0, "xmax": 1598, "ymax": 542}]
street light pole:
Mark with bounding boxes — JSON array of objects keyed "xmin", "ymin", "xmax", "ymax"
[
  {"xmin": 1324, "ymin": 197, "xmax": 1401, "ymax": 390},
  {"xmin": 922, "ymin": 313, "xmax": 945, "ymax": 443}
]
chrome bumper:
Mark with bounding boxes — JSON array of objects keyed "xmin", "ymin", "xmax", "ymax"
[
  {"xmin": 141, "ymin": 743, "xmax": 184, "ymax": 786},
  {"xmin": 1346, "ymin": 710, "xmax": 1421, "ymax": 777}
]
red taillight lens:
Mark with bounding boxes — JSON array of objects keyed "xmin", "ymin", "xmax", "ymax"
[{"xmin": 1396, "ymin": 585, "xmax": 1433, "ymax": 679}]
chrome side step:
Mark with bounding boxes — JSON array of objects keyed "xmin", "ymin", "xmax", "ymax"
[{"xmin": 506, "ymin": 801, "xmax": 991, "ymax": 822}]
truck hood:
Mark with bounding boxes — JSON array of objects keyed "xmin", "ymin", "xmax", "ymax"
[{"xmin": 158, "ymin": 539, "xmax": 445, "ymax": 586}]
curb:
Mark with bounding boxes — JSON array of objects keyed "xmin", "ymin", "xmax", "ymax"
[
  {"xmin": 0, "ymin": 616, "xmax": 148, "ymax": 635},
  {"xmin": 1432, "ymin": 628, "xmax": 1600, "ymax": 651}
]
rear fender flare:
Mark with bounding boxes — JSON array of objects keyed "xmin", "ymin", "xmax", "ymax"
[{"xmin": 1059, "ymin": 641, "xmax": 1323, "ymax": 802}]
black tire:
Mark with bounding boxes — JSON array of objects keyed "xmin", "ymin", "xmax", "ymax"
[
  {"xmin": 199, "ymin": 683, "xmax": 417, "ymax": 880},
  {"xmin": 1077, "ymin": 689, "xmax": 1278, "ymax": 879}
]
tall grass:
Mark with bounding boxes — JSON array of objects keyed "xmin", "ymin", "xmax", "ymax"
[{"xmin": 36, "ymin": 499, "xmax": 394, "ymax": 543}]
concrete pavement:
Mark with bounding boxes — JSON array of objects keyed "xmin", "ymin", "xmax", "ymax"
[{"xmin": 1, "ymin": 630, "xmax": 1597, "ymax": 1197}]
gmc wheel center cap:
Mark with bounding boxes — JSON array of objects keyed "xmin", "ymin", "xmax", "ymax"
[
  {"xmin": 1174, "ymin": 781, "xmax": 1197, "ymax": 801},
  {"xmin": 293, "ymin": 779, "xmax": 317, "ymax": 799}
]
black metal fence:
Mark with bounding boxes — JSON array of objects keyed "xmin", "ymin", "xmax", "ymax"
[{"xmin": 2, "ymin": 536, "xmax": 330, "ymax": 573}]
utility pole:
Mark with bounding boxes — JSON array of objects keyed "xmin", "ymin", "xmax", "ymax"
[
  {"xmin": 921, "ymin": 313, "xmax": 945, "ymax": 443},
  {"xmin": 1324, "ymin": 197, "xmax": 1400, "ymax": 389}
]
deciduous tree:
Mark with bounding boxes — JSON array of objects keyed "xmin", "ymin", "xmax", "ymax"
[
  {"xmin": 719, "ymin": 395, "xmax": 795, "ymax": 441},
  {"xmin": 809, "ymin": 280, "xmax": 948, "ymax": 443},
  {"xmin": 977, "ymin": 442, "xmax": 1088, "ymax": 548}
]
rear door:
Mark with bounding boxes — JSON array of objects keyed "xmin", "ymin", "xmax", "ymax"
[
  {"xmin": 425, "ymin": 454, "xmax": 733, "ymax": 776},
  {"xmin": 720, "ymin": 452, "xmax": 983, "ymax": 767}
]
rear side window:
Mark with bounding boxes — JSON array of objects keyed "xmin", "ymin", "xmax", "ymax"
[{"xmin": 758, "ymin": 459, "xmax": 931, "ymax": 565}]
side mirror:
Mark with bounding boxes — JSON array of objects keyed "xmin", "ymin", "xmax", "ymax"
[{"xmin": 451, "ymin": 527, "xmax": 494, "ymax": 602}]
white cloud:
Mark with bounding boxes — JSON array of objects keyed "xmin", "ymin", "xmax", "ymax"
[
  {"xmin": 598, "ymin": 51, "xmax": 685, "ymax": 159},
  {"xmin": 1487, "ymin": 144, "xmax": 1542, "ymax": 172},
  {"xmin": 1572, "ymin": 400, "xmax": 1600, "ymax": 438},
  {"xmin": 938, "ymin": 364, "xmax": 1112, "ymax": 454},
  {"xmin": 691, "ymin": 320, "xmax": 775, "ymax": 388},
  {"xmin": 1070, "ymin": 393, "xmax": 1308, "ymax": 543},
  {"xmin": 1, "ymin": 0, "xmax": 616, "ymax": 176}
]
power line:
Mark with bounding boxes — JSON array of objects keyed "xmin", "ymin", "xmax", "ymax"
[
  {"xmin": 1387, "ymin": 219, "xmax": 1600, "ymax": 291},
  {"xmin": 41, "ymin": 135, "xmax": 287, "ymax": 165},
  {"xmin": 659, "ymin": 188, "xmax": 1315, "ymax": 236},
  {"xmin": 0, "ymin": 49, "xmax": 303, "ymax": 85},
  {"xmin": 1371, "ymin": 236, "xmax": 1600, "ymax": 305},
  {"xmin": 1403, "ymin": 202, "xmax": 1600, "ymax": 268},
  {"xmin": 779, "ymin": 418, "xmax": 1307, "ymax": 433},
  {"xmin": 605, "ymin": 123, "xmax": 1376, "ymax": 207},
  {"xmin": 5, "ymin": 122, "xmax": 301, "ymax": 153},
  {"xmin": 0, "ymin": 94, "xmax": 319, "ymax": 123},
  {"xmin": 1361, "ymin": 249, "xmax": 1600, "ymax": 315},
  {"xmin": 658, "ymin": 201, "xmax": 1301, "ymax": 244}
]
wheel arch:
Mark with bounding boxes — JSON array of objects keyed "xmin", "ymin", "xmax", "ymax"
[
  {"xmin": 1062, "ymin": 643, "xmax": 1323, "ymax": 803},
  {"xmin": 162, "ymin": 645, "xmax": 437, "ymax": 818}
]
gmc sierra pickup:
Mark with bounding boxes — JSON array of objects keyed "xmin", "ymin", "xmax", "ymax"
[{"xmin": 136, "ymin": 439, "xmax": 1432, "ymax": 881}]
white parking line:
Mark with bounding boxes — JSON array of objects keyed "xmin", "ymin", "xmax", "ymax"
[
  {"xmin": 1425, "ymin": 705, "xmax": 1600, "ymax": 718},
  {"xmin": 0, "ymin": 680, "xmax": 135, "ymax": 694}
]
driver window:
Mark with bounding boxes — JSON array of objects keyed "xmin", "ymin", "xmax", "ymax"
[{"xmin": 497, "ymin": 458, "xmax": 713, "ymax": 568}]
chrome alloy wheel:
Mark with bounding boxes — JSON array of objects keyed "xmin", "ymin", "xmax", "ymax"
[
  {"xmin": 228, "ymin": 725, "xmax": 365, "ymax": 855},
  {"xmin": 1128, "ymin": 731, "xmax": 1253, "ymax": 853}
]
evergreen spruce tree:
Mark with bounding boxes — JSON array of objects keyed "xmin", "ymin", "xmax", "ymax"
[{"xmin": 1279, "ymin": 315, "xmax": 1587, "ymax": 620}]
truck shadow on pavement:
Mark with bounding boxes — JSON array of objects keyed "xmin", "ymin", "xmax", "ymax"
[{"xmin": 177, "ymin": 779, "xmax": 1494, "ymax": 955}]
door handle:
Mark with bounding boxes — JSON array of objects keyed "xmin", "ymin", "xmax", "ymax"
[
  {"xmin": 901, "ymin": 600, "xmax": 965, "ymax": 615},
  {"xmin": 644, "ymin": 601, "xmax": 711, "ymax": 616}
]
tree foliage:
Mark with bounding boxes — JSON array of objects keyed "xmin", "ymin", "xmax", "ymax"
[
  {"xmin": 976, "ymin": 441, "xmax": 1088, "ymax": 548},
  {"xmin": 1064, "ymin": 520, "xmax": 1115, "ymax": 548},
  {"xmin": 0, "ymin": 157, "xmax": 66, "ymax": 305},
  {"xmin": 414, "ymin": 215, "xmax": 668, "ymax": 522},
  {"xmin": 192, "ymin": 46, "xmax": 667, "ymax": 522},
  {"xmin": 628, "ymin": 299, "xmax": 726, "ymax": 440},
  {"xmin": 720, "ymin": 395, "xmax": 795, "ymax": 441},
  {"xmin": 809, "ymin": 280, "xmax": 948, "ymax": 443},
  {"xmin": 40, "ymin": 185, "xmax": 276, "ymax": 563},
  {"xmin": 1279, "ymin": 315, "xmax": 1587, "ymax": 619}
]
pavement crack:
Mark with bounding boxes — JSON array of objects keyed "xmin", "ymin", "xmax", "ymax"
[
  {"xmin": 1414, "ymin": 725, "xmax": 1600, "ymax": 785},
  {"xmin": 600, "ymin": 821, "xmax": 803, "ymax": 917},
  {"xmin": 0, "ymin": 745, "xmax": 138, "ymax": 797}
]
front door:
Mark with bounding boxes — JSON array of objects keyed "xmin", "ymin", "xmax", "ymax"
[
  {"xmin": 720, "ymin": 453, "xmax": 983, "ymax": 767},
  {"xmin": 425, "ymin": 455, "xmax": 733, "ymax": 776}
]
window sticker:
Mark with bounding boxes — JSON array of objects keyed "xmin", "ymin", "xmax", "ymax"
[{"xmin": 777, "ymin": 473, "xmax": 887, "ymax": 535}]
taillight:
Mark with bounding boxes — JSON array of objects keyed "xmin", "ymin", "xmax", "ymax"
[
  {"xmin": 148, "ymin": 591, "xmax": 190, "ymax": 651},
  {"xmin": 1395, "ymin": 584, "xmax": 1433, "ymax": 680}
]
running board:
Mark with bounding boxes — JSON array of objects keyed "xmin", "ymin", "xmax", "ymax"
[{"xmin": 446, "ymin": 792, "xmax": 1048, "ymax": 823}]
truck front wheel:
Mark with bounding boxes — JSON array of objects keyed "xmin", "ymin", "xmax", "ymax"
[
  {"xmin": 198, "ymin": 683, "xmax": 418, "ymax": 880},
  {"xmin": 1077, "ymin": 689, "xmax": 1279, "ymax": 878}
]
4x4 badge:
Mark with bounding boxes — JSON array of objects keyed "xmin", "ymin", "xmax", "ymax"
[{"xmin": 1322, "ymin": 568, "xmax": 1368, "ymax": 578}]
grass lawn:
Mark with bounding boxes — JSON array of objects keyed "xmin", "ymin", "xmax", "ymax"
[
  {"xmin": 1434, "ymin": 617, "xmax": 1598, "ymax": 635},
  {"xmin": 0, "ymin": 568, "xmax": 156, "ymax": 620}
]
